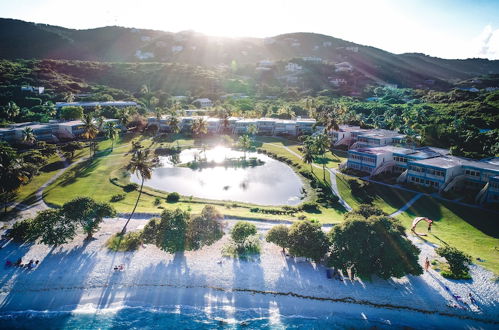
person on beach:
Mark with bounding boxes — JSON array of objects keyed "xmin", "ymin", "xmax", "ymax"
[
  {"xmin": 469, "ymin": 293, "xmax": 477, "ymax": 306},
  {"xmin": 424, "ymin": 257, "xmax": 430, "ymax": 271}
]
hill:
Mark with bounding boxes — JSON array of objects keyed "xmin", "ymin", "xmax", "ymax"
[{"xmin": 1, "ymin": 18, "xmax": 499, "ymax": 89}]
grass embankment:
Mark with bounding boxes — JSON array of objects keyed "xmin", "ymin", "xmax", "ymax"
[
  {"xmin": 336, "ymin": 172, "xmax": 499, "ymax": 274},
  {"xmin": 336, "ymin": 173, "xmax": 416, "ymax": 214},
  {"xmin": 395, "ymin": 196, "xmax": 499, "ymax": 275},
  {"xmin": 44, "ymin": 135, "xmax": 347, "ymax": 223}
]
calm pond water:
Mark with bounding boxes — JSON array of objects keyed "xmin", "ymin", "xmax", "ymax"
[{"xmin": 131, "ymin": 146, "xmax": 304, "ymax": 205}]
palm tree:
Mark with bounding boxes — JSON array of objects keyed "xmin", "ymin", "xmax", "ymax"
[
  {"xmin": 304, "ymin": 97, "xmax": 316, "ymax": 118},
  {"xmin": 192, "ymin": 117, "xmax": 207, "ymax": 137},
  {"xmin": 121, "ymin": 149, "xmax": 157, "ymax": 234},
  {"xmin": 314, "ymin": 133, "xmax": 331, "ymax": 181},
  {"xmin": 152, "ymin": 107, "xmax": 167, "ymax": 134},
  {"xmin": 303, "ymin": 146, "xmax": 315, "ymax": 172},
  {"xmin": 104, "ymin": 122, "xmax": 120, "ymax": 150},
  {"xmin": 167, "ymin": 115, "xmax": 181, "ymax": 135},
  {"xmin": 0, "ymin": 143, "xmax": 30, "ymax": 213},
  {"xmin": 82, "ymin": 114, "xmax": 98, "ymax": 157},
  {"xmin": 5, "ymin": 101, "xmax": 20, "ymax": 120},
  {"xmin": 117, "ymin": 108, "xmax": 130, "ymax": 128},
  {"xmin": 238, "ymin": 134, "xmax": 252, "ymax": 159},
  {"xmin": 22, "ymin": 127, "xmax": 36, "ymax": 145},
  {"xmin": 96, "ymin": 115, "xmax": 105, "ymax": 131},
  {"xmin": 247, "ymin": 124, "xmax": 258, "ymax": 137}
]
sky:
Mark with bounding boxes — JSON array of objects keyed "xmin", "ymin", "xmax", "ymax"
[{"xmin": 1, "ymin": 0, "xmax": 498, "ymax": 60}]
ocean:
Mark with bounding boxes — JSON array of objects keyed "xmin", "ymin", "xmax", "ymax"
[{"xmin": 0, "ymin": 305, "xmax": 393, "ymax": 329}]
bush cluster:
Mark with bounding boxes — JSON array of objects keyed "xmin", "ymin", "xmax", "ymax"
[
  {"xmin": 435, "ymin": 246, "xmax": 472, "ymax": 279},
  {"xmin": 110, "ymin": 193, "xmax": 125, "ymax": 202},
  {"xmin": 106, "ymin": 232, "xmax": 142, "ymax": 251},
  {"xmin": 166, "ymin": 192, "xmax": 180, "ymax": 203},
  {"xmin": 222, "ymin": 221, "xmax": 260, "ymax": 258},
  {"xmin": 123, "ymin": 183, "xmax": 139, "ymax": 192}
]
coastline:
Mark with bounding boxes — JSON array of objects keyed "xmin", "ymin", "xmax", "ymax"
[
  {"xmin": 0, "ymin": 218, "xmax": 498, "ymax": 328},
  {"xmin": 1, "ymin": 286, "xmax": 497, "ymax": 329}
]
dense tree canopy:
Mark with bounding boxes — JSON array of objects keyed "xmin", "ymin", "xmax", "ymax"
[
  {"xmin": 327, "ymin": 214, "xmax": 423, "ymax": 279},
  {"xmin": 287, "ymin": 220, "xmax": 329, "ymax": 262}
]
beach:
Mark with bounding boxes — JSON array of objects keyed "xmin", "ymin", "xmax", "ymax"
[{"xmin": 0, "ymin": 217, "xmax": 498, "ymax": 328}]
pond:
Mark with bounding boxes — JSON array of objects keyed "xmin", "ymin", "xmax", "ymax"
[{"xmin": 131, "ymin": 146, "xmax": 304, "ymax": 206}]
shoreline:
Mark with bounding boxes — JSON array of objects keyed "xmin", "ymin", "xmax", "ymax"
[
  {"xmin": 1, "ymin": 286, "xmax": 497, "ymax": 329},
  {"xmin": 0, "ymin": 218, "xmax": 497, "ymax": 328}
]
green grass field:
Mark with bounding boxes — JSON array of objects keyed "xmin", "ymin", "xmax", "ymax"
[
  {"xmin": 336, "ymin": 173, "xmax": 499, "ymax": 274},
  {"xmin": 43, "ymin": 135, "xmax": 347, "ymax": 223},
  {"xmin": 336, "ymin": 173, "xmax": 416, "ymax": 214},
  {"xmin": 395, "ymin": 195, "xmax": 499, "ymax": 275},
  {"xmin": 15, "ymin": 133, "xmax": 499, "ymax": 274}
]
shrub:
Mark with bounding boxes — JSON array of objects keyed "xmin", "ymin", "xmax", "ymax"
[
  {"xmin": 166, "ymin": 192, "xmax": 180, "ymax": 203},
  {"xmin": 345, "ymin": 204, "xmax": 386, "ymax": 220},
  {"xmin": 436, "ymin": 246, "xmax": 472, "ymax": 279},
  {"xmin": 110, "ymin": 193, "xmax": 125, "ymax": 202},
  {"xmin": 8, "ymin": 218, "xmax": 38, "ymax": 243},
  {"xmin": 222, "ymin": 234, "xmax": 261, "ymax": 258},
  {"xmin": 266, "ymin": 225, "xmax": 289, "ymax": 252},
  {"xmin": 231, "ymin": 221, "xmax": 257, "ymax": 243},
  {"xmin": 106, "ymin": 231, "xmax": 142, "ymax": 251},
  {"xmin": 123, "ymin": 183, "xmax": 139, "ymax": 192},
  {"xmin": 301, "ymin": 202, "xmax": 320, "ymax": 213},
  {"xmin": 329, "ymin": 194, "xmax": 339, "ymax": 204},
  {"xmin": 154, "ymin": 197, "xmax": 162, "ymax": 206}
]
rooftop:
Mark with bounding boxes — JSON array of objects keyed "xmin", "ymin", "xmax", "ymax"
[
  {"xmin": 55, "ymin": 101, "xmax": 138, "ymax": 108},
  {"xmin": 412, "ymin": 155, "xmax": 499, "ymax": 172},
  {"xmin": 358, "ymin": 129, "xmax": 405, "ymax": 139},
  {"xmin": 58, "ymin": 120, "xmax": 84, "ymax": 126},
  {"xmin": 399, "ymin": 147, "xmax": 449, "ymax": 160},
  {"xmin": 337, "ymin": 125, "xmax": 367, "ymax": 132},
  {"xmin": 352, "ymin": 145, "xmax": 414, "ymax": 155}
]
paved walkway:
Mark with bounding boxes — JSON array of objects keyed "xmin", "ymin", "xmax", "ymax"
[
  {"xmin": 265, "ymin": 142, "xmax": 353, "ymax": 211},
  {"xmin": 5, "ymin": 143, "xmax": 132, "ymax": 221},
  {"xmin": 389, "ymin": 193, "xmax": 423, "ymax": 218}
]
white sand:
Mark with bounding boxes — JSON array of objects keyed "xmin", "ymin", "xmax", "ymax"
[{"xmin": 0, "ymin": 217, "xmax": 497, "ymax": 328}]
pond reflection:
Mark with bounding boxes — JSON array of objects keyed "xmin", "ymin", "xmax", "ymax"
[{"xmin": 131, "ymin": 146, "xmax": 304, "ymax": 205}]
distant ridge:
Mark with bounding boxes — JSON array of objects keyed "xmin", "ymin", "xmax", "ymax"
[{"xmin": 1, "ymin": 18, "xmax": 499, "ymax": 88}]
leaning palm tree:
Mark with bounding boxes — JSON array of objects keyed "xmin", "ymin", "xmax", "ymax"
[
  {"xmin": 191, "ymin": 117, "xmax": 207, "ymax": 137},
  {"xmin": 104, "ymin": 122, "xmax": 120, "ymax": 150},
  {"xmin": 121, "ymin": 149, "xmax": 158, "ymax": 234},
  {"xmin": 82, "ymin": 114, "xmax": 98, "ymax": 157},
  {"xmin": 22, "ymin": 127, "xmax": 36, "ymax": 145}
]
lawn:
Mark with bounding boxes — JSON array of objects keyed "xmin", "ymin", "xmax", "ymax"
[
  {"xmin": 336, "ymin": 173, "xmax": 416, "ymax": 214},
  {"xmin": 43, "ymin": 135, "xmax": 347, "ymax": 224},
  {"xmin": 6, "ymin": 154, "xmax": 64, "ymax": 209},
  {"xmin": 395, "ymin": 195, "xmax": 499, "ymax": 275}
]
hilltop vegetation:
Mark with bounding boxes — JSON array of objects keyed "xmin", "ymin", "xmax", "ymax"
[
  {"xmin": 1, "ymin": 57, "xmax": 497, "ymax": 159},
  {"xmin": 2, "ymin": 18, "xmax": 499, "ymax": 90}
]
